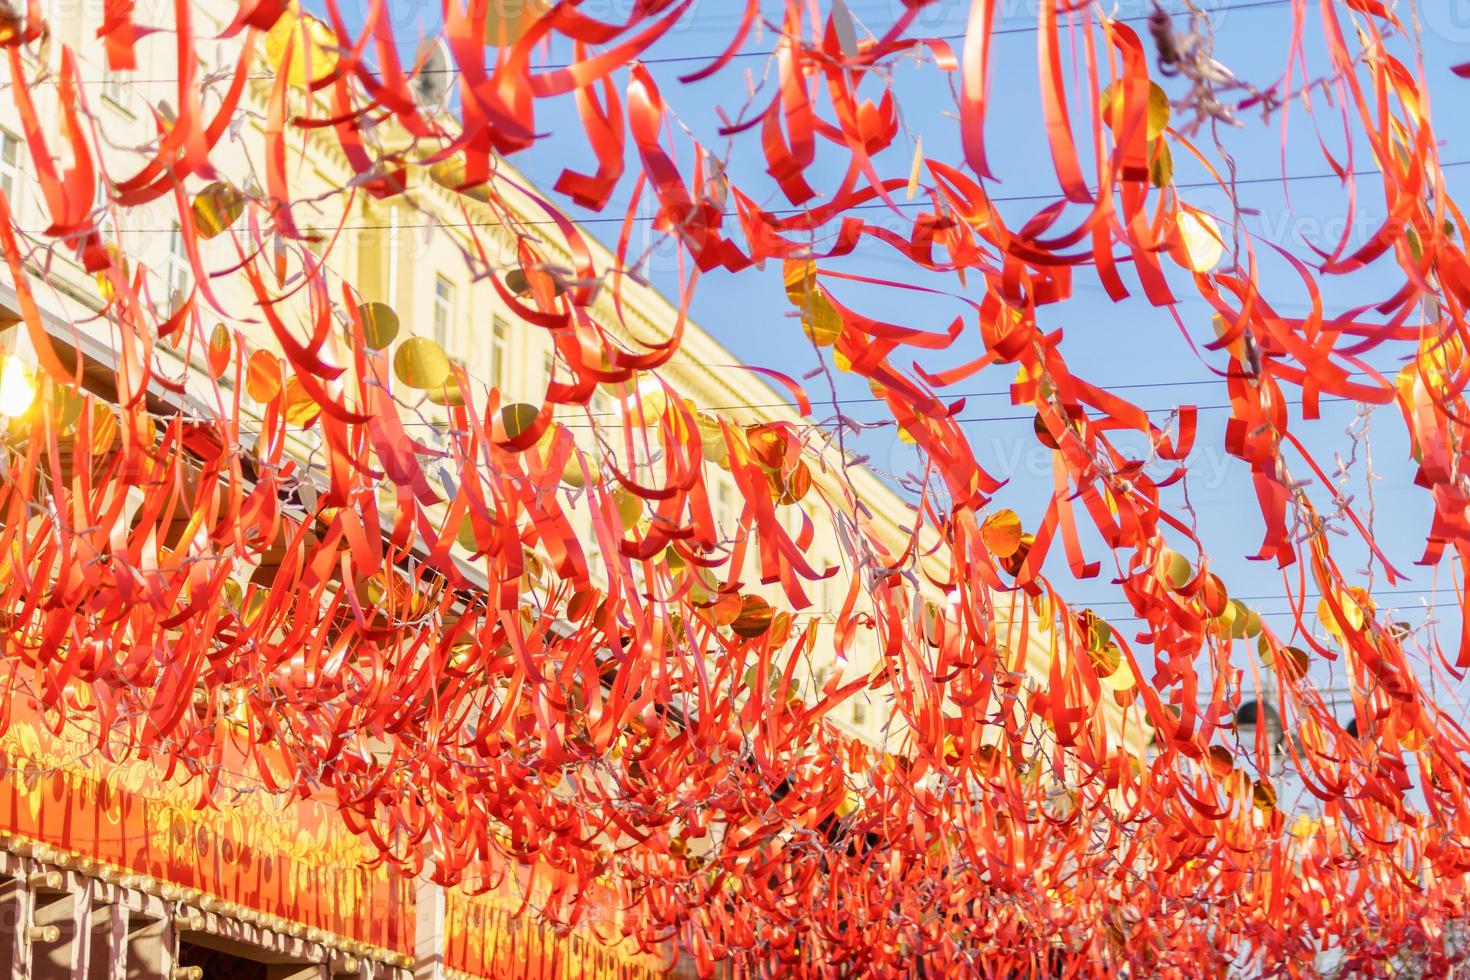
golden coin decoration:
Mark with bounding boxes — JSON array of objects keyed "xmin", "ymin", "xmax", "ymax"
[
  {"xmin": 783, "ymin": 258, "xmax": 816, "ymax": 305},
  {"xmin": 429, "ymin": 159, "xmax": 492, "ymax": 204},
  {"xmin": 505, "ymin": 266, "xmax": 565, "ymax": 299},
  {"xmin": 768, "ymin": 611, "xmax": 794, "ymax": 647},
  {"xmin": 505, "ymin": 268, "xmax": 532, "ymax": 296},
  {"xmin": 282, "ymin": 376, "xmax": 321, "ymax": 427},
  {"xmin": 921, "ymin": 600, "xmax": 948, "ymax": 648},
  {"xmin": 1081, "ymin": 610, "xmax": 1111, "ymax": 652},
  {"xmin": 561, "ymin": 452, "xmax": 600, "ymax": 488},
  {"xmin": 613, "ymin": 489, "xmax": 643, "ymax": 529},
  {"xmin": 1318, "ymin": 587, "xmax": 1370, "ymax": 639},
  {"xmin": 1149, "ymin": 140, "xmax": 1173, "ymax": 188},
  {"xmin": 39, "ymin": 379, "xmax": 85, "ymax": 431},
  {"xmin": 801, "ymin": 297, "xmax": 843, "ymax": 346},
  {"xmin": 1241, "ymin": 605, "xmax": 1264, "ymax": 638},
  {"xmin": 730, "ymin": 595, "xmax": 775, "ymax": 638},
  {"xmin": 1175, "ymin": 208, "xmax": 1224, "ymax": 273},
  {"xmin": 90, "ymin": 403, "xmax": 119, "ymax": 456},
  {"xmin": 456, "ymin": 514, "xmax": 480, "ymax": 553},
  {"xmin": 999, "ymin": 532, "xmax": 1034, "ymax": 576},
  {"xmin": 428, "ymin": 364, "xmax": 467, "ymax": 407},
  {"xmin": 486, "ymin": 0, "xmax": 552, "ymax": 45},
  {"xmin": 783, "ymin": 258, "xmax": 842, "ymax": 345},
  {"xmin": 358, "ymin": 302, "xmax": 400, "ymax": 350},
  {"xmin": 1033, "ymin": 413, "xmax": 1060, "ymax": 449},
  {"xmin": 628, "ymin": 383, "xmax": 668, "ymax": 428},
  {"xmin": 1156, "ymin": 548, "xmax": 1192, "ymax": 591},
  {"xmin": 1277, "ymin": 645, "xmax": 1310, "ymax": 679},
  {"xmin": 708, "ymin": 592, "xmax": 742, "ymax": 628},
  {"xmin": 1256, "ymin": 635, "xmax": 1307, "ymax": 677},
  {"xmin": 773, "ymin": 461, "xmax": 812, "ymax": 505},
  {"xmin": 695, "ymin": 412, "xmax": 728, "ymax": 465},
  {"xmin": 208, "ymin": 323, "xmax": 232, "ymax": 378},
  {"xmin": 264, "ymin": 1, "xmax": 341, "ymax": 87},
  {"xmin": 191, "ymin": 181, "xmax": 247, "ymax": 240},
  {"xmin": 745, "ymin": 424, "xmax": 786, "ymax": 470},
  {"xmin": 1087, "ymin": 642, "xmax": 1121, "ymax": 677},
  {"xmin": 95, "ymin": 245, "xmax": 130, "ymax": 302},
  {"xmin": 1199, "ymin": 573, "xmax": 1229, "ymax": 618},
  {"xmin": 499, "ymin": 402, "xmax": 539, "ymax": 442},
  {"xmin": 1100, "ymin": 79, "xmax": 1171, "ymax": 141},
  {"xmin": 980, "ymin": 509, "xmax": 1023, "ymax": 558},
  {"xmin": 245, "ymin": 350, "xmax": 283, "ymax": 403},
  {"xmin": 394, "ymin": 337, "xmax": 452, "ymax": 390},
  {"xmin": 1099, "ymin": 654, "xmax": 1137, "ymax": 692}
]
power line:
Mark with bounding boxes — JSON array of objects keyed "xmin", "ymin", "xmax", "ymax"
[
  {"xmin": 548, "ymin": 391, "xmax": 1383, "ymax": 428},
  {"xmin": 612, "ymin": 368, "xmax": 1399, "ymax": 419},
  {"xmin": 61, "ymin": 159, "xmax": 1470, "ymax": 237},
  {"xmin": 945, "ymin": 394, "xmax": 1353, "ymax": 425},
  {"xmin": 1084, "ymin": 587, "xmax": 1461, "ymax": 610},
  {"xmin": 629, "ymin": 0, "xmax": 1296, "ymax": 67},
  {"xmin": 64, "ymin": 0, "xmax": 1296, "ymax": 83}
]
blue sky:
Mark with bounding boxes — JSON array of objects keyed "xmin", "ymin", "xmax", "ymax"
[{"xmin": 312, "ymin": 0, "xmax": 1470, "ymax": 744}]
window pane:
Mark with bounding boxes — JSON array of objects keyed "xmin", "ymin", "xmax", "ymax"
[
  {"xmin": 0, "ymin": 132, "xmax": 19, "ymax": 201},
  {"xmin": 433, "ymin": 276, "xmax": 453, "ymax": 347},
  {"xmin": 165, "ymin": 227, "xmax": 190, "ymax": 312},
  {"xmin": 490, "ymin": 316, "xmax": 507, "ymax": 388}
]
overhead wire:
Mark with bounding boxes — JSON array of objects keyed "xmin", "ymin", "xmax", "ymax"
[
  {"xmin": 59, "ymin": 0, "xmax": 1299, "ymax": 83},
  {"xmin": 54, "ymin": 159, "xmax": 1470, "ymax": 234}
]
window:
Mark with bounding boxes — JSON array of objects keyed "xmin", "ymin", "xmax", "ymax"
[
  {"xmin": 164, "ymin": 225, "xmax": 191, "ymax": 313},
  {"xmin": 784, "ymin": 503, "xmax": 804, "ymax": 538},
  {"xmin": 100, "ymin": 71, "xmax": 128, "ymax": 110},
  {"xmin": 0, "ymin": 130, "xmax": 22, "ymax": 209},
  {"xmin": 433, "ymin": 275, "xmax": 455, "ymax": 348},
  {"xmin": 587, "ymin": 537, "xmax": 604, "ymax": 586},
  {"xmin": 852, "ymin": 701, "xmax": 867, "ymax": 726},
  {"xmin": 94, "ymin": 179, "xmax": 114, "ymax": 245},
  {"xmin": 489, "ymin": 316, "xmax": 508, "ymax": 390},
  {"xmin": 715, "ymin": 482, "xmax": 733, "ymax": 532},
  {"xmin": 542, "ymin": 350, "xmax": 556, "ymax": 404}
]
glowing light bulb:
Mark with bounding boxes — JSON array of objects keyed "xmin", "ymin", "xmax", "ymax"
[{"xmin": 0, "ymin": 356, "xmax": 34, "ymax": 417}]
